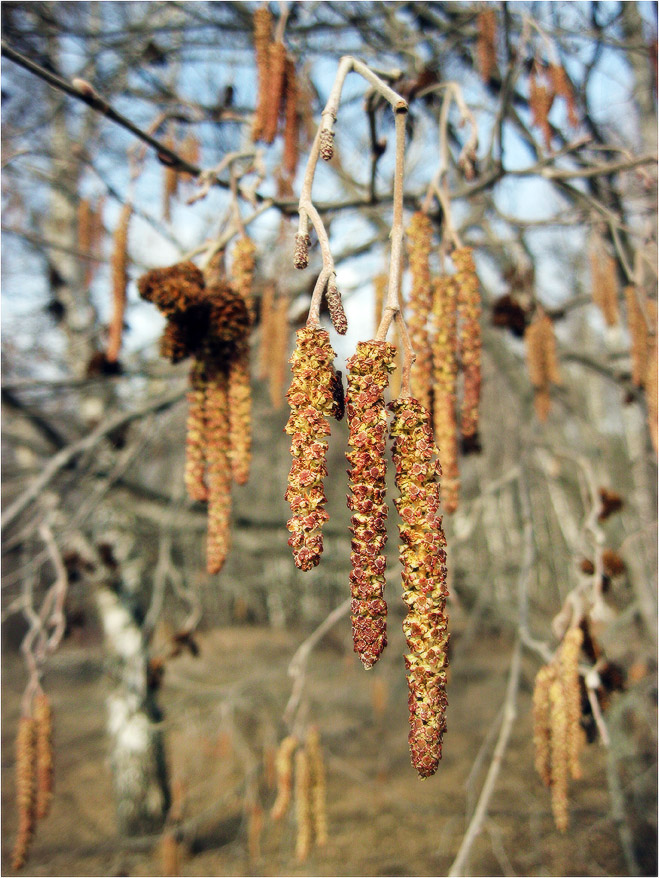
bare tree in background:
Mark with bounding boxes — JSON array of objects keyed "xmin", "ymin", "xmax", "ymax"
[{"xmin": 1, "ymin": 2, "xmax": 656, "ymax": 875}]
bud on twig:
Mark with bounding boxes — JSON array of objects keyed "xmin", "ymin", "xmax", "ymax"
[
  {"xmin": 326, "ymin": 279, "xmax": 347, "ymax": 335},
  {"xmin": 293, "ymin": 233, "xmax": 311, "ymax": 270}
]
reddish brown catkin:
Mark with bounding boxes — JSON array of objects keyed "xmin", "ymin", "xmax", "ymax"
[
  {"xmin": 34, "ymin": 694, "xmax": 53, "ymax": 821},
  {"xmin": 232, "ymin": 236, "xmax": 257, "ymax": 322},
  {"xmin": 454, "ymin": 246, "xmax": 482, "ymax": 440},
  {"xmin": 252, "ymin": 6, "xmax": 273, "ymax": 142},
  {"xmin": 12, "ymin": 716, "xmax": 37, "ymax": 870},
  {"xmin": 283, "ymin": 55, "xmax": 299, "ymax": 177},
  {"xmin": 525, "ymin": 310, "xmax": 560, "ymax": 422},
  {"xmin": 625, "ymin": 286, "xmax": 650, "ymax": 387},
  {"xmin": 476, "ymin": 7, "xmax": 497, "ymax": 83},
  {"xmin": 270, "ymin": 295, "xmax": 289, "ymax": 409},
  {"xmin": 258, "ymin": 282, "xmax": 276, "ymax": 380},
  {"xmin": 407, "ymin": 212, "xmax": 434, "ymax": 413},
  {"xmin": 263, "ymin": 41, "xmax": 287, "ymax": 144},
  {"xmin": 205, "ymin": 366, "xmax": 232, "ymax": 574},
  {"xmin": 228, "ymin": 342, "xmax": 252, "ymax": 485},
  {"xmin": 285, "ymin": 328, "xmax": 337, "ymax": 570},
  {"xmin": 529, "ymin": 70, "xmax": 554, "ymax": 149},
  {"xmin": 389, "ymin": 398, "xmax": 449, "ymax": 778},
  {"xmin": 560, "ymin": 627, "xmax": 584, "ymax": 781},
  {"xmin": 185, "ymin": 360, "xmax": 209, "ymax": 502},
  {"xmin": 590, "ymin": 245, "xmax": 619, "ymax": 327},
  {"xmin": 107, "ymin": 202, "xmax": 132, "ymax": 363},
  {"xmin": 271, "ymin": 735, "xmax": 298, "ymax": 821},
  {"xmin": 549, "ymin": 63, "xmax": 579, "ymax": 127},
  {"xmin": 432, "ymin": 275, "xmax": 460, "ymax": 514},
  {"xmin": 179, "ymin": 131, "xmax": 200, "ymax": 182},
  {"xmin": 346, "ymin": 341, "xmax": 397, "ymax": 669}
]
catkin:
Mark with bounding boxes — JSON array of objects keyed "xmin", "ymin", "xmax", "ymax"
[
  {"xmin": 549, "ymin": 64, "xmax": 578, "ymax": 128},
  {"xmin": 525, "ymin": 310, "xmax": 560, "ymax": 422},
  {"xmin": 269, "ymin": 296, "xmax": 289, "ymax": 409},
  {"xmin": 305, "ymin": 727, "xmax": 328, "ymax": 847},
  {"xmin": 138, "ymin": 262, "xmax": 206, "ymax": 318},
  {"xmin": 560, "ymin": 627, "xmax": 584, "ymax": 781},
  {"xmin": 285, "ymin": 328, "xmax": 337, "ymax": 570},
  {"xmin": 205, "ymin": 367, "xmax": 232, "ymax": 574},
  {"xmin": 407, "ymin": 213, "xmax": 434, "ymax": 413},
  {"xmin": 258, "ymin": 282, "xmax": 276, "ymax": 380},
  {"xmin": 185, "ymin": 360, "xmax": 209, "ymax": 502},
  {"xmin": 373, "ymin": 274, "xmax": 387, "ymax": 336},
  {"xmin": 327, "ymin": 278, "xmax": 348, "ymax": 335},
  {"xmin": 626, "ymin": 287, "xmax": 656, "ymax": 387},
  {"xmin": 294, "ymin": 749, "xmax": 313, "ymax": 863},
  {"xmin": 179, "ymin": 131, "xmax": 200, "ymax": 182},
  {"xmin": 12, "ymin": 716, "xmax": 37, "ymax": 870},
  {"xmin": 319, "ymin": 127, "xmax": 335, "ymax": 162},
  {"xmin": 228, "ymin": 343, "xmax": 252, "ymax": 485},
  {"xmin": 532, "ymin": 665, "xmax": 554, "ymax": 787},
  {"xmin": 454, "ymin": 246, "xmax": 482, "ymax": 439},
  {"xmin": 108, "ymin": 203, "xmax": 132, "ymax": 362},
  {"xmin": 549, "ymin": 678, "xmax": 569, "ymax": 831},
  {"xmin": 160, "ymin": 831, "xmax": 181, "ymax": 877},
  {"xmin": 645, "ymin": 339, "xmax": 658, "ymax": 454},
  {"xmin": 293, "ymin": 233, "xmax": 311, "ymax": 270},
  {"xmin": 346, "ymin": 341, "xmax": 397, "ymax": 669},
  {"xmin": 589, "ymin": 240, "xmax": 619, "ymax": 326},
  {"xmin": 476, "ymin": 8, "xmax": 497, "ymax": 83},
  {"xmin": 34, "ymin": 694, "xmax": 53, "ymax": 821},
  {"xmin": 389, "ymin": 398, "xmax": 449, "ymax": 778},
  {"xmin": 432, "ymin": 275, "xmax": 460, "ymax": 514},
  {"xmin": 263, "ymin": 41, "xmax": 287, "ymax": 144},
  {"xmin": 529, "ymin": 70, "xmax": 554, "ymax": 149},
  {"xmin": 232, "ymin": 236, "xmax": 257, "ymax": 321},
  {"xmin": 283, "ymin": 56, "xmax": 299, "ymax": 177},
  {"xmin": 271, "ymin": 735, "xmax": 298, "ymax": 821},
  {"xmin": 252, "ymin": 6, "xmax": 273, "ymax": 142}
]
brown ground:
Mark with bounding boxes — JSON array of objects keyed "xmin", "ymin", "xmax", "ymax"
[{"xmin": 1, "ymin": 614, "xmax": 655, "ymax": 877}]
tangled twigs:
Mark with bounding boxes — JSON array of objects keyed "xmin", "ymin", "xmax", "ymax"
[{"xmin": 389, "ymin": 398, "xmax": 449, "ymax": 777}]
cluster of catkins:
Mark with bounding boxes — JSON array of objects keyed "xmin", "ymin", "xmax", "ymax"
[
  {"xmin": 271, "ymin": 729, "xmax": 328, "ymax": 863},
  {"xmin": 532, "ymin": 627, "xmax": 585, "ymax": 831},
  {"xmin": 251, "ymin": 6, "xmax": 299, "ymax": 177},
  {"xmin": 138, "ymin": 244, "xmax": 255, "ymax": 574},
  {"xmin": 406, "ymin": 211, "xmax": 483, "ymax": 514},
  {"xmin": 12, "ymin": 694, "xmax": 54, "ymax": 870},
  {"xmin": 285, "ymin": 235, "xmax": 450, "ymax": 776}
]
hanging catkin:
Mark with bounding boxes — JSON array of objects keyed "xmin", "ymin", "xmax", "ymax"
[
  {"xmin": 432, "ymin": 275, "xmax": 460, "ymax": 514},
  {"xmin": 34, "ymin": 694, "xmax": 53, "ymax": 821},
  {"xmin": 232, "ymin": 236, "xmax": 257, "ymax": 321},
  {"xmin": 12, "ymin": 716, "xmax": 37, "ymax": 870},
  {"xmin": 589, "ymin": 238, "xmax": 619, "ymax": 326},
  {"xmin": 294, "ymin": 748, "xmax": 313, "ymax": 863},
  {"xmin": 645, "ymin": 338, "xmax": 658, "ymax": 454},
  {"xmin": 285, "ymin": 328, "xmax": 337, "ymax": 570},
  {"xmin": 548, "ymin": 64, "xmax": 579, "ymax": 127},
  {"xmin": 625, "ymin": 287, "xmax": 656, "ymax": 387},
  {"xmin": 407, "ymin": 213, "xmax": 434, "ymax": 413},
  {"xmin": 305, "ymin": 727, "xmax": 328, "ymax": 847},
  {"xmin": 525, "ymin": 310, "xmax": 560, "ymax": 422},
  {"xmin": 454, "ymin": 246, "xmax": 482, "ymax": 440},
  {"xmin": 529, "ymin": 69, "xmax": 554, "ymax": 149},
  {"xmin": 326, "ymin": 278, "xmax": 347, "ymax": 335},
  {"xmin": 373, "ymin": 273, "xmax": 387, "ymax": 336},
  {"xmin": 269, "ymin": 295, "xmax": 289, "ymax": 409},
  {"xmin": 252, "ymin": 6, "xmax": 273, "ymax": 142},
  {"xmin": 532, "ymin": 665, "xmax": 554, "ymax": 787},
  {"xmin": 107, "ymin": 202, "xmax": 133, "ymax": 363},
  {"xmin": 389, "ymin": 398, "xmax": 449, "ymax": 778},
  {"xmin": 263, "ymin": 41, "xmax": 287, "ymax": 144},
  {"xmin": 271, "ymin": 735, "xmax": 298, "ymax": 821},
  {"xmin": 283, "ymin": 55, "xmax": 299, "ymax": 177},
  {"xmin": 205, "ymin": 367, "xmax": 232, "ymax": 574},
  {"xmin": 476, "ymin": 7, "xmax": 497, "ymax": 83},
  {"xmin": 258, "ymin": 282, "xmax": 276, "ymax": 381},
  {"xmin": 560, "ymin": 627, "xmax": 584, "ymax": 781},
  {"xmin": 346, "ymin": 341, "xmax": 397, "ymax": 669},
  {"xmin": 549, "ymin": 677, "xmax": 569, "ymax": 831},
  {"xmin": 228, "ymin": 343, "xmax": 252, "ymax": 485},
  {"xmin": 185, "ymin": 360, "xmax": 208, "ymax": 502}
]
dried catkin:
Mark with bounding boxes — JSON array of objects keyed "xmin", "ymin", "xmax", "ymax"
[
  {"xmin": 454, "ymin": 246, "xmax": 482, "ymax": 439},
  {"xmin": 138, "ymin": 262, "xmax": 206, "ymax": 317},
  {"xmin": 258, "ymin": 282, "xmax": 276, "ymax": 381},
  {"xmin": 160, "ymin": 831, "xmax": 181, "ymax": 877},
  {"xmin": 326, "ymin": 278, "xmax": 348, "ymax": 335},
  {"xmin": 305, "ymin": 727, "xmax": 328, "ymax": 847},
  {"xmin": 294, "ymin": 749, "xmax": 313, "ymax": 863},
  {"xmin": 432, "ymin": 275, "xmax": 460, "ymax": 514},
  {"xmin": 559, "ymin": 627, "xmax": 584, "ymax": 781},
  {"xmin": 645, "ymin": 339, "xmax": 658, "ymax": 454},
  {"xmin": 263, "ymin": 41, "xmax": 287, "ymax": 144},
  {"xmin": 549, "ymin": 63, "xmax": 578, "ymax": 128},
  {"xmin": 549, "ymin": 678, "xmax": 569, "ymax": 831},
  {"xmin": 232, "ymin": 236, "xmax": 257, "ymax": 321},
  {"xmin": 529, "ymin": 70, "xmax": 554, "ymax": 149},
  {"xmin": 185, "ymin": 360, "xmax": 209, "ymax": 502},
  {"xmin": 252, "ymin": 6, "xmax": 273, "ymax": 142},
  {"xmin": 269, "ymin": 296, "xmax": 289, "ymax": 409},
  {"xmin": 285, "ymin": 328, "xmax": 337, "ymax": 570},
  {"xmin": 12, "ymin": 716, "xmax": 37, "ymax": 870},
  {"xmin": 346, "ymin": 341, "xmax": 397, "ymax": 669},
  {"xmin": 283, "ymin": 56, "xmax": 299, "ymax": 177},
  {"xmin": 590, "ymin": 244, "xmax": 619, "ymax": 327},
  {"xmin": 107, "ymin": 202, "xmax": 132, "ymax": 363},
  {"xmin": 34, "ymin": 694, "xmax": 53, "ymax": 821},
  {"xmin": 407, "ymin": 213, "xmax": 434, "ymax": 413},
  {"xmin": 532, "ymin": 665, "xmax": 554, "ymax": 787},
  {"xmin": 389, "ymin": 398, "xmax": 449, "ymax": 778},
  {"xmin": 476, "ymin": 8, "xmax": 497, "ymax": 83},
  {"xmin": 205, "ymin": 367, "xmax": 232, "ymax": 574},
  {"xmin": 228, "ymin": 343, "xmax": 252, "ymax": 485},
  {"xmin": 271, "ymin": 735, "xmax": 297, "ymax": 821}
]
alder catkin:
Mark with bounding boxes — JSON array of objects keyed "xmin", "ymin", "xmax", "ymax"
[
  {"xmin": 285, "ymin": 328, "xmax": 337, "ymax": 570},
  {"xmin": 319, "ymin": 127, "xmax": 335, "ymax": 162},
  {"xmin": 476, "ymin": 8, "xmax": 497, "ymax": 83},
  {"xmin": 373, "ymin": 273, "xmax": 387, "ymax": 336},
  {"xmin": 532, "ymin": 665, "xmax": 554, "ymax": 787},
  {"xmin": 205, "ymin": 367, "xmax": 232, "ymax": 574},
  {"xmin": 269, "ymin": 296, "xmax": 289, "ymax": 409},
  {"xmin": 389, "ymin": 398, "xmax": 449, "ymax": 778},
  {"xmin": 228, "ymin": 343, "xmax": 252, "ymax": 485},
  {"xmin": 162, "ymin": 134, "xmax": 179, "ymax": 222},
  {"xmin": 252, "ymin": 6, "xmax": 273, "ymax": 142},
  {"xmin": 108, "ymin": 202, "xmax": 132, "ymax": 362},
  {"xmin": 294, "ymin": 748, "xmax": 313, "ymax": 863},
  {"xmin": 12, "ymin": 716, "xmax": 37, "ymax": 870},
  {"xmin": 327, "ymin": 278, "xmax": 348, "ymax": 335},
  {"xmin": 232, "ymin": 236, "xmax": 257, "ymax": 321},
  {"xmin": 454, "ymin": 246, "xmax": 482, "ymax": 440},
  {"xmin": 645, "ymin": 338, "xmax": 658, "ymax": 454},
  {"xmin": 525, "ymin": 310, "xmax": 560, "ymax": 421},
  {"xmin": 626, "ymin": 287, "xmax": 656, "ymax": 387},
  {"xmin": 549, "ymin": 63, "xmax": 579, "ymax": 128},
  {"xmin": 305, "ymin": 727, "xmax": 328, "ymax": 847},
  {"xmin": 294, "ymin": 233, "xmax": 311, "ymax": 270},
  {"xmin": 346, "ymin": 341, "xmax": 397, "ymax": 669},
  {"xmin": 160, "ymin": 831, "xmax": 181, "ymax": 878},
  {"xmin": 185, "ymin": 360, "xmax": 208, "ymax": 502},
  {"xmin": 549, "ymin": 678, "xmax": 569, "ymax": 832},
  {"xmin": 407, "ymin": 212, "xmax": 434, "ymax": 413},
  {"xmin": 589, "ymin": 239, "xmax": 619, "ymax": 327},
  {"xmin": 432, "ymin": 275, "xmax": 460, "ymax": 514},
  {"xmin": 258, "ymin": 282, "xmax": 276, "ymax": 380},
  {"xmin": 34, "ymin": 694, "xmax": 53, "ymax": 821},
  {"xmin": 271, "ymin": 735, "xmax": 298, "ymax": 821},
  {"xmin": 529, "ymin": 70, "xmax": 555, "ymax": 149},
  {"xmin": 264, "ymin": 41, "xmax": 287, "ymax": 144},
  {"xmin": 283, "ymin": 56, "xmax": 299, "ymax": 177},
  {"xmin": 559, "ymin": 627, "xmax": 584, "ymax": 781}
]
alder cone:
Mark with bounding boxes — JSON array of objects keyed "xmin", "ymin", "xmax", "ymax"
[
  {"xmin": 346, "ymin": 340, "xmax": 396, "ymax": 669},
  {"xmin": 389, "ymin": 398, "xmax": 449, "ymax": 778},
  {"xmin": 137, "ymin": 261, "xmax": 206, "ymax": 316},
  {"xmin": 284, "ymin": 327, "xmax": 337, "ymax": 571}
]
